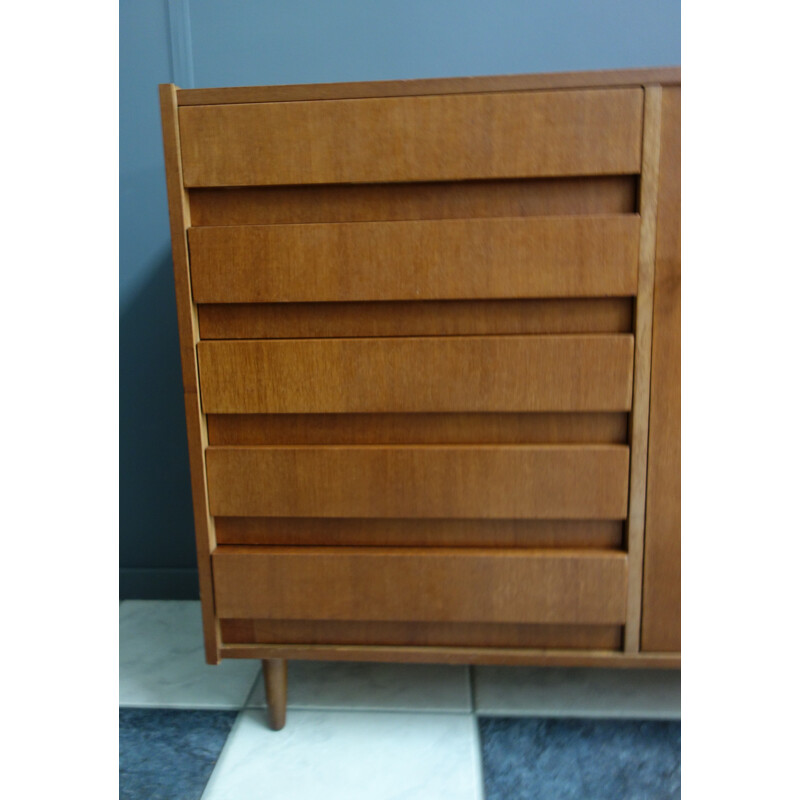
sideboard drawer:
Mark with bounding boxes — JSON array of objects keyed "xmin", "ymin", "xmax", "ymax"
[
  {"xmin": 178, "ymin": 88, "xmax": 643, "ymax": 187},
  {"xmin": 205, "ymin": 445, "xmax": 630, "ymax": 519},
  {"xmin": 197, "ymin": 335, "xmax": 634, "ymax": 414},
  {"xmin": 212, "ymin": 547, "xmax": 629, "ymax": 626},
  {"xmin": 187, "ymin": 215, "xmax": 640, "ymax": 303}
]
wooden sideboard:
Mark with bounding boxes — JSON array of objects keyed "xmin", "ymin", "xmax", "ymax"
[{"xmin": 159, "ymin": 67, "xmax": 680, "ymax": 730}]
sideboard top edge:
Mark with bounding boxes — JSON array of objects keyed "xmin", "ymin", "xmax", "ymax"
[{"xmin": 173, "ymin": 67, "xmax": 681, "ymax": 107}]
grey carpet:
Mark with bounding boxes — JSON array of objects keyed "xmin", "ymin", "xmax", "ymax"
[
  {"xmin": 119, "ymin": 708, "xmax": 238, "ymax": 800},
  {"xmin": 479, "ymin": 717, "xmax": 680, "ymax": 800}
]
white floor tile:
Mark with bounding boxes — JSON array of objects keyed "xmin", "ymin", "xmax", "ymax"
[
  {"xmin": 119, "ymin": 600, "xmax": 260, "ymax": 709},
  {"xmin": 246, "ymin": 660, "xmax": 472, "ymax": 713},
  {"xmin": 201, "ymin": 709, "xmax": 482, "ymax": 800},
  {"xmin": 473, "ymin": 666, "xmax": 680, "ymax": 719}
]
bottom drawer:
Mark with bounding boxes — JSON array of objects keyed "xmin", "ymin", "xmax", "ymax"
[{"xmin": 212, "ymin": 547, "xmax": 628, "ymax": 626}]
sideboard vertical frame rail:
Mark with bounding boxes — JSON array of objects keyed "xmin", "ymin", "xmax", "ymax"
[
  {"xmin": 159, "ymin": 83, "xmax": 221, "ymax": 663},
  {"xmin": 624, "ymin": 85, "xmax": 662, "ymax": 653}
]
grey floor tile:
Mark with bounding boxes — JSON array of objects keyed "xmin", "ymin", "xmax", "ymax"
[
  {"xmin": 474, "ymin": 666, "xmax": 680, "ymax": 719},
  {"xmin": 246, "ymin": 659, "xmax": 472, "ymax": 713}
]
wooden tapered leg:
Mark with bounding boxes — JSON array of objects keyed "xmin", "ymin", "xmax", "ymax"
[{"xmin": 262, "ymin": 659, "xmax": 288, "ymax": 730}]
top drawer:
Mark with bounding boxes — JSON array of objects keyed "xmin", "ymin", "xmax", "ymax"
[{"xmin": 178, "ymin": 88, "xmax": 644, "ymax": 187}]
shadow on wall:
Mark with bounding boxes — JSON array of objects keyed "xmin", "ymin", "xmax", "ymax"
[{"xmin": 120, "ymin": 252, "xmax": 199, "ymax": 599}]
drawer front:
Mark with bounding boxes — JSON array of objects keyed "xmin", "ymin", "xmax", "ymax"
[
  {"xmin": 179, "ymin": 88, "xmax": 643, "ymax": 187},
  {"xmin": 197, "ymin": 335, "xmax": 634, "ymax": 414},
  {"xmin": 188, "ymin": 216, "xmax": 639, "ymax": 304},
  {"xmin": 212, "ymin": 547, "xmax": 629, "ymax": 625},
  {"xmin": 205, "ymin": 445, "xmax": 630, "ymax": 519}
]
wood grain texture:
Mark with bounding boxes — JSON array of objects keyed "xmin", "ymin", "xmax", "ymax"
[
  {"xmin": 182, "ymin": 393, "xmax": 219, "ymax": 664},
  {"xmin": 160, "ymin": 71, "xmax": 682, "ymax": 671},
  {"xmin": 179, "ymin": 89, "xmax": 643, "ymax": 186},
  {"xmin": 206, "ymin": 412, "xmax": 629, "ymax": 446},
  {"xmin": 222, "ymin": 619, "xmax": 622, "ymax": 650},
  {"xmin": 641, "ymin": 86, "xmax": 681, "ymax": 653},
  {"xmin": 220, "ymin": 643, "xmax": 680, "ymax": 669},
  {"xmin": 212, "ymin": 546, "xmax": 629, "ymax": 625},
  {"xmin": 188, "ymin": 215, "xmax": 640, "ymax": 303},
  {"xmin": 198, "ymin": 299, "xmax": 634, "ymax": 340},
  {"xmin": 159, "ymin": 85, "xmax": 199, "ymax": 392},
  {"xmin": 176, "ymin": 67, "xmax": 679, "ymax": 106},
  {"xmin": 205, "ymin": 445, "xmax": 630, "ymax": 519},
  {"xmin": 214, "ymin": 518, "xmax": 624, "ymax": 549},
  {"xmin": 197, "ymin": 335, "xmax": 635, "ymax": 414},
  {"xmin": 188, "ymin": 176, "xmax": 637, "ymax": 226},
  {"xmin": 159, "ymin": 84, "xmax": 220, "ymax": 663},
  {"xmin": 624, "ymin": 87, "xmax": 662, "ymax": 653}
]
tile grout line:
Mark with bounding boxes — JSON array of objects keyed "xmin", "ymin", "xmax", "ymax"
[
  {"xmin": 471, "ymin": 714, "xmax": 487, "ymax": 800},
  {"xmin": 469, "ymin": 664, "xmax": 480, "ymax": 715},
  {"xmin": 293, "ymin": 706, "xmax": 475, "ymax": 715},
  {"xmin": 244, "ymin": 662, "xmax": 476, "ymax": 716},
  {"xmin": 203, "ymin": 656, "xmax": 263, "ymax": 800},
  {"xmin": 198, "ymin": 707, "xmax": 249, "ymax": 800},
  {"xmin": 242, "ymin": 666, "xmax": 262, "ymax": 710},
  {"xmin": 469, "ymin": 666, "xmax": 487, "ymax": 800},
  {"xmin": 246, "ymin": 703, "xmax": 476, "ymax": 716}
]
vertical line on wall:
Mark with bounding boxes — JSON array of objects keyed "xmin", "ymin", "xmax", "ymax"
[{"xmin": 167, "ymin": 0, "xmax": 195, "ymax": 88}]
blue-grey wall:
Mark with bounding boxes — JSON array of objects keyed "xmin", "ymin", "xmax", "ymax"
[{"xmin": 120, "ymin": 0, "xmax": 680, "ymax": 598}]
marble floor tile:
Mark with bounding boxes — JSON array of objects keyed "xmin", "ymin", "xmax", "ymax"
[
  {"xmin": 120, "ymin": 600, "xmax": 260, "ymax": 709},
  {"xmin": 246, "ymin": 660, "xmax": 472, "ymax": 713},
  {"xmin": 201, "ymin": 709, "xmax": 482, "ymax": 800},
  {"xmin": 473, "ymin": 666, "xmax": 680, "ymax": 719}
]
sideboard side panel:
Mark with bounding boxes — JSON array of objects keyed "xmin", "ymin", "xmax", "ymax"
[
  {"xmin": 623, "ymin": 85, "xmax": 661, "ymax": 652},
  {"xmin": 159, "ymin": 83, "xmax": 221, "ymax": 663},
  {"xmin": 641, "ymin": 86, "xmax": 681, "ymax": 652}
]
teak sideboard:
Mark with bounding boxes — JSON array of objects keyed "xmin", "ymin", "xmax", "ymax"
[{"xmin": 159, "ymin": 67, "xmax": 680, "ymax": 730}]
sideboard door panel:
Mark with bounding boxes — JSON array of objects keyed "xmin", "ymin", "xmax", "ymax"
[{"xmin": 641, "ymin": 87, "xmax": 680, "ymax": 652}]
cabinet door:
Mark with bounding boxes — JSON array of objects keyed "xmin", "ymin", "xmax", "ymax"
[{"xmin": 641, "ymin": 87, "xmax": 680, "ymax": 652}]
